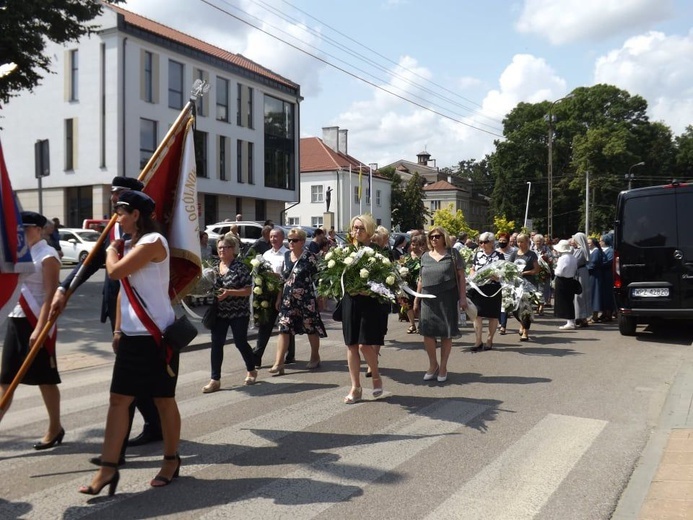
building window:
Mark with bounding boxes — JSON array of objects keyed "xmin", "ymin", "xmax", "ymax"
[
  {"xmin": 311, "ymin": 216, "xmax": 323, "ymax": 227},
  {"xmin": 263, "ymin": 95, "xmax": 296, "ymax": 190},
  {"xmin": 353, "ymin": 186, "xmax": 360, "ymax": 204},
  {"xmin": 216, "ymin": 77, "xmax": 229, "ymax": 122},
  {"xmin": 236, "ymin": 83, "xmax": 242, "ymax": 126},
  {"xmin": 69, "ymin": 50, "xmax": 78, "ymax": 101},
  {"xmin": 376, "ymin": 189, "xmax": 382, "ymax": 206},
  {"xmin": 139, "ymin": 118, "xmax": 157, "ymax": 169},
  {"xmin": 248, "ymin": 142, "xmax": 254, "ymax": 185},
  {"xmin": 219, "ymin": 135, "xmax": 227, "ymax": 181},
  {"xmin": 255, "ymin": 199, "xmax": 265, "ymax": 221},
  {"xmin": 247, "ymin": 86, "xmax": 253, "ymax": 129},
  {"xmin": 194, "ymin": 68, "xmax": 206, "ymax": 116},
  {"xmin": 195, "ymin": 130, "xmax": 208, "ymax": 178},
  {"xmin": 65, "ymin": 118, "xmax": 75, "ymax": 170},
  {"xmin": 287, "ymin": 217, "xmax": 299, "ymax": 226},
  {"xmin": 237, "ymin": 140, "xmax": 243, "ymax": 183},
  {"xmin": 311, "ymin": 185, "xmax": 324, "ymax": 203},
  {"xmin": 168, "ymin": 60, "xmax": 184, "ymax": 109},
  {"xmin": 236, "ymin": 197, "xmax": 243, "ymax": 217},
  {"xmin": 143, "ymin": 51, "xmax": 153, "ymax": 103},
  {"xmin": 430, "ymin": 200, "xmax": 441, "ymax": 211}
]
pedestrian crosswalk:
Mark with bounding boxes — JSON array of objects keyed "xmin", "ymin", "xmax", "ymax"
[{"xmin": 0, "ymin": 356, "xmax": 619, "ymax": 519}]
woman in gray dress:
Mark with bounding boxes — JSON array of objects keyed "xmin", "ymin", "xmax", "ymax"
[{"xmin": 414, "ymin": 227, "xmax": 468, "ymax": 383}]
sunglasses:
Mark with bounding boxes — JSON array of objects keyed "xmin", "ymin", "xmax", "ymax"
[
  {"xmin": 217, "ymin": 246, "xmax": 232, "ymax": 250},
  {"xmin": 287, "ymin": 238, "xmax": 302, "ymax": 243},
  {"xmin": 429, "ymin": 234, "xmax": 443, "ymax": 240},
  {"xmin": 480, "ymin": 240, "xmax": 490, "ymax": 244}
]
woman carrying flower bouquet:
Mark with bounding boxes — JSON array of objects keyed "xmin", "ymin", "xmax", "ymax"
[
  {"xmin": 342, "ymin": 215, "xmax": 388, "ymax": 403},
  {"xmin": 202, "ymin": 233, "xmax": 257, "ymax": 393},
  {"xmin": 400, "ymin": 234, "xmax": 426, "ymax": 334},
  {"xmin": 507, "ymin": 233, "xmax": 540, "ymax": 341},
  {"xmin": 414, "ymin": 227, "xmax": 468, "ymax": 382},
  {"xmin": 468, "ymin": 232, "xmax": 504, "ymax": 351},
  {"xmin": 269, "ymin": 227, "xmax": 325, "ymax": 375}
]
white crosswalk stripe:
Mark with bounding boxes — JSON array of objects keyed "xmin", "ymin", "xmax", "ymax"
[{"xmin": 0, "ymin": 359, "xmax": 612, "ymax": 519}]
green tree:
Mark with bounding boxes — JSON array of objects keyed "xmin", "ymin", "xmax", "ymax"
[
  {"xmin": 0, "ymin": 0, "xmax": 123, "ymax": 101},
  {"xmin": 493, "ymin": 215, "xmax": 516, "ymax": 235},
  {"xmin": 432, "ymin": 203, "xmax": 478, "ymax": 238},
  {"xmin": 675, "ymin": 125, "xmax": 693, "ymax": 179},
  {"xmin": 401, "ymin": 172, "xmax": 428, "ymax": 231}
]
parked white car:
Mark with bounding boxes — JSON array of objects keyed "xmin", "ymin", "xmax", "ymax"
[{"xmin": 58, "ymin": 228, "xmax": 100, "ymax": 264}]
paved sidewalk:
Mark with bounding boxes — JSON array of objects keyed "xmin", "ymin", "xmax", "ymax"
[{"xmin": 638, "ymin": 429, "xmax": 693, "ymax": 519}]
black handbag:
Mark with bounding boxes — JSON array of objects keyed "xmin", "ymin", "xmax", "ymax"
[
  {"xmin": 163, "ymin": 314, "xmax": 198, "ymax": 353},
  {"xmin": 202, "ymin": 299, "xmax": 218, "ymax": 330},
  {"xmin": 332, "ymin": 299, "xmax": 343, "ymax": 322},
  {"xmin": 572, "ymin": 278, "xmax": 583, "ymax": 295}
]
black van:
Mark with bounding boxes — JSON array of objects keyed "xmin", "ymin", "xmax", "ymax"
[{"xmin": 613, "ymin": 182, "xmax": 693, "ymax": 335}]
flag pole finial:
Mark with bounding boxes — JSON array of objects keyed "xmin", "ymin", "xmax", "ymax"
[{"xmin": 190, "ymin": 79, "xmax": 211, "ymax": 101}]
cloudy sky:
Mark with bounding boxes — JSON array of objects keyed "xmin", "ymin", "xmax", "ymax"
[{"xmin": 123, "ymin": 0, "xmax": 693, "ymax": 169}]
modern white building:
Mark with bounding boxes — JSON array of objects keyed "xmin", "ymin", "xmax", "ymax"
[
  {"xmin": 287, "ymin": 127, "xmax": 391, "ymax": 232},
  {"xmin": 0, "ymin": 4, "xmax": 301, "ymax": 227}
]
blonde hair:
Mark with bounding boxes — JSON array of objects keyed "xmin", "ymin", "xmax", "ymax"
[
  {"xmin": 288, "ymin": 227, "xmax": 307, "ymax": 241},
  {"xmin": 219, "ymin": 232, "xmax": 240, "ymax": 255},
  {"xmin": 427, "ymin": 226, "xmax": 452, "ymax": 250},
  {"xmin": 350, "ymin": 214, "xmax": 376, "ymax": 236}
]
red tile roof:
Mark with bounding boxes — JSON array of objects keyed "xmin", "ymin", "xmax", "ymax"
[
  {"xmin": 423, "ymin": 180, "xmax": 462, "ymax": 191},
  {"xmin": 108, "ymin": 4, "xmax": 299, "ymax": 90},
  {"xmin": 301, "ymin": 137, "xmax": 368, "ymax": 173}
]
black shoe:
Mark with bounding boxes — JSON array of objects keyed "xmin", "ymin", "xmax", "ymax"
[
  {"xmin": 89, "ymin": 456, "xmax": 126, "ymax": 467},
  {"xmin": 33, "ymin": 427, "xmax": 65, "ymax": 450},
  {"xmin": 127, "ymin": 429, "xmax": 163, "ymax": 447}
]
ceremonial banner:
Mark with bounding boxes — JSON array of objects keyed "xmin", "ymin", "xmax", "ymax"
[{"xmin": 141, "ymin": 115, "xmax": 202, "ymax": 302}]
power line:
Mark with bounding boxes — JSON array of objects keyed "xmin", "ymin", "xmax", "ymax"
[{"xmin": 198, "ymin": 0, "xmax": 505, "ymax": 138}]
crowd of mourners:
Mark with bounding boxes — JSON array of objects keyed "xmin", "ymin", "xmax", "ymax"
[{"xmin": 0, "ymin": 196, "xmax": 617, "ymax": 497}]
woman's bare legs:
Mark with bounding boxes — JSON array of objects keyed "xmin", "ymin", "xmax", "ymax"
[
  {"xmin": 272, "ymin": 333, "xmax": 290, "ymax": 369},
  {"xmin": 423, "ymin": 336, "xmax": 439, "ymax": 374},
  {"xmin": 307, "ymin": 334, "xmax": 320, "ymax": 364},
  {"xmin": 38, "ymin": 384, "xmax": 62, "ymax": 441},
  {"xmin": 153, "ymin": 397, "xmax": 181, "ymax": 480},
  {"xmin": 360, "ymin": 344, "xmax": 382, "ymax": 394},
  {"xmin": 439, "ymin": 339, "xmax": 452, "ymax": 377},
  {"xmin": 473, "ymin": 316, "xmax": 483, "ymax": 346}
]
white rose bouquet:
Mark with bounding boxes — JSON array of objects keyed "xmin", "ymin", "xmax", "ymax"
[
  {"xmin": 242, "ymin": 251, "xmax": 281, "ymax": 326},
  {"xmin": 317, "ymin": 245, "xmax": 400, "ymax": 302}
]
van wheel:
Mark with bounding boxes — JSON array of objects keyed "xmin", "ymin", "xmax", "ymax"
[{"xmin": 618, "ymin": 314, "xmax": 637, "ymax": 336}]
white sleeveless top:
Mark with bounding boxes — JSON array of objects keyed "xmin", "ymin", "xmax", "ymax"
[
  {"xmin": 9, "ymin": 240, "xmax": 59, "ymax": 318},
  {"xmin": 119, "ymin": 232, "xmax": 175, "ymax": 336}
]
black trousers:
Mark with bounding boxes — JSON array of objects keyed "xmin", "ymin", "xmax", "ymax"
[{"xmin": 253, "ymin": 306, "xmax": 295, "ymax": 364}]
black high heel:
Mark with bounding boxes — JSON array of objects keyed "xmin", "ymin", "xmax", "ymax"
[
  {"xmin": 150, "ymin": 453, "xmax": 181, "ymax": 487},
  {"xmin": 79, "ymin": 461, "xmax": 120, "ymax": 496},
  {"xmin": 33, "ymin": 427, "xmax": 65, "ymax": 450}
]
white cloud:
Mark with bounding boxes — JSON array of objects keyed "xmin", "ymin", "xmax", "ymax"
[
  {"xmin": 594, "ymin": 30, "xmax": 693, "ymax": 134},
  {"xmin": 516, "ymin": 0, "xmax": 674, "ymax": 45}
]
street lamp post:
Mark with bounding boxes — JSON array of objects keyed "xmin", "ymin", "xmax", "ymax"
[
  {"xmin": 625, "ymin": 161, "xmax": 645, "ymax": 190},
  {"xmin": 524, "ymin": 181, "xmax": 532, "ymax": 230},
  {"xmin": 546, "ymin": 93, "xmax": 574, "ymax": 239}
]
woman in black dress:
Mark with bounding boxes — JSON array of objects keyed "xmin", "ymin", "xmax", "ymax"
[
  {"xmin": 468, "ymin": 232, "xmax": 504, "ymax": 351},
  {"xmin": 342, "ymin": 214, "xmax": 387, "ymax": 403}
]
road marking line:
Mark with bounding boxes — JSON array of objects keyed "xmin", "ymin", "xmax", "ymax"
[{"xmin": 425, "ymin": 413, "xmax": 607, "ymax": 520}]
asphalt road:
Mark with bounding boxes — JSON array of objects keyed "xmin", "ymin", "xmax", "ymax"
[{"xmin": 1, "ymin": 270, "xmax": 692, "ymax": 519}]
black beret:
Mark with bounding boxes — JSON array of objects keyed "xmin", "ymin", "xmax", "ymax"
[
  {"xmin": 21, "ymin": 211, "xmax": 48, "ymax": 228},
  {"xmin": 111, "ymin": 176, "xmax": 144, "ymax": 192},
  {"xmin": 115, "ymin": 190, "xmax": 155, "ymax": 216}
]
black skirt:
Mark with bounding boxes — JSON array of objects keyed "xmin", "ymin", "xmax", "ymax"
[
  {"xmin": 0, "ymin": 318, "xmax": 61, "ymax": 385},
  {"xmin": 341, "ymin": 293, "xmax": 388, "ymax": 346},
  {"xmin": 110, "ymin": 333, "xmax": 179, "ymax": 398},
  {"xmin": 554, "ymin": 277, "xmax": 576, "ymax": 319},
  {"xmin": 468, "ymin": 282, "xmax": 502, "ymax": 319}
]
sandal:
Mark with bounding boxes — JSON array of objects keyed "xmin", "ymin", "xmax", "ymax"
[
  {"xmin": 344, "ymin": 387, "xmax": 362, "ymax": 404},
  {"xmin": 150, "ymin": 453, "xmax": 181, "ymax": 487},
  {"xmin": 372, "ymin": 377, "xmax": 383, "ymax": 398},
  {"xmin": 407, "ymin": 325, "xmax": 417, "ymax": 334},
  {"xmin": 499, "ymin": 327, "xmax": 506, "ymax": 335}
]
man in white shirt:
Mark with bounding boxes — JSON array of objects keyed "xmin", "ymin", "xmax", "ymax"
[{"xmin": 252, "ymin": 227, "xmax": 295, "ymax": 367}]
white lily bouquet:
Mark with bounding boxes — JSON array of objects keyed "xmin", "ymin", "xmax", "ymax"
[
  {"xmin": 497, "ymin": 259, "xmax": 542, "ymax": 318},
  {"xmin": 317, "ymin": 245, "xmax": 400, "ymax": 303},
  {"xmin": 468, "ymin": 259, "xmax": 521, "ymax": 287},
  {"xmin": 458, "ymin": 247, "xmax": 475, "ymax": 275}
]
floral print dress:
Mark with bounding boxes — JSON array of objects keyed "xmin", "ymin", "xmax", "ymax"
[{"xmin": 278, "ymin": 251, "xmax": 326, "ymax": 337}]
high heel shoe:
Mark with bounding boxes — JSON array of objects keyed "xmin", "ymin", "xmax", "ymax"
[
  {"xmin": 423, "ymin": 367, "xmax": 439, "ymax": 381},
  {"xmin": 306, "ymin": 359, "xmax": 321, "ymax": 369},
  {"xmin": 372, "ymin": 377, "xmax": 383, "ymax": 398},
  {"xmin": 268, "ymin": 365, "xmax": 285, "ymax": 376},
  {"xmin": 344, "ymin": 387, "xmax": 362, "ymax": 404},
  {"xmin": 33, "ymin": 427, "xmax": 65, "ymax": 450},
  {"xmin": 202, "ymin": 380, "xmax": 220, "ymax": 393},
  {"xmin": 79, "ymin": 461, "xmax": 120, "ymax": 496},
  {"xmin": 244, "ymin": 370, "xmax": 258, "ymax": 385},
  {"xmin": 150, "ymin": 453, "xmax": 181, "ymax": 487}
]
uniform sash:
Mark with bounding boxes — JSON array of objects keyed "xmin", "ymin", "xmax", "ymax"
[{"xmin": 18, "ymin": 284, "xmax": 57, "ymax": 363}]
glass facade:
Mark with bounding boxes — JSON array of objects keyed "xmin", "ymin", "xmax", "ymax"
[{"xmin": 263, "ymin": 95, "xmax": 295, "ymax": 190}]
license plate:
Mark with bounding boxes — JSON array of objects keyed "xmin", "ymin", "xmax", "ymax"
[{"xmin": 632, "ymin": 288, "xmax": 670, "ymax": 297}]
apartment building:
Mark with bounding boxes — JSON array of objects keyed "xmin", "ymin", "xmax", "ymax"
[{"xmin": 0, "ymin": 4, "xmax": 301, "ymax": 227}]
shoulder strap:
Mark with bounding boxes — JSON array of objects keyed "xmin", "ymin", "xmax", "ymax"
[{"xmin": 120, "ymin": 277, "xmax": 162, "ymax": 348}]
